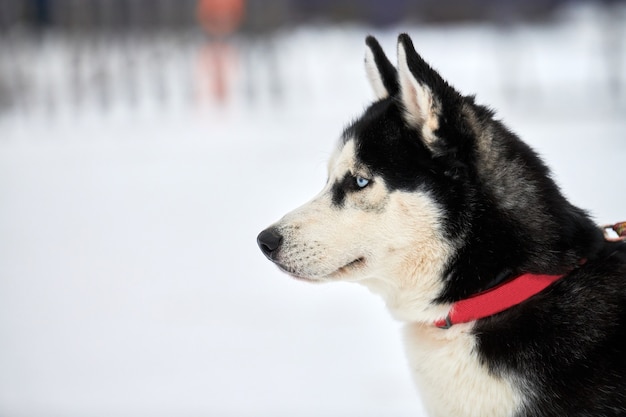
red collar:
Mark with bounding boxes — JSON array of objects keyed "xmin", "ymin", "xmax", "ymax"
[{"xmin": 434, "ymin": 271, "xmax": 568, "ymax": 329}]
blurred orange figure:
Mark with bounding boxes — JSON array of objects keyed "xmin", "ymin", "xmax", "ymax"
[
  {"xmin": 195, "ymin": 0, "xmax": 246, "ymax": 106},
  {"xmin": 197, "ymin": 0, "xmax": 246, "ymax": 37}
]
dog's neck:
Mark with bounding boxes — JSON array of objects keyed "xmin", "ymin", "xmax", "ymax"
[{"xmin": 433, "ymin": 116, "xmax": 606, "ymax": 304}]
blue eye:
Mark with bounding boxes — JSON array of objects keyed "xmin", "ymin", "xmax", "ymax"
[{"xmin": 355, "ymin": 176, "xmax": 370, "ymax": 188}]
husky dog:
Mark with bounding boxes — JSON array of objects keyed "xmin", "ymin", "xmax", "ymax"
[{"xmin": 257, "ymin": 34, "xmax": 626, "ymax": 417}]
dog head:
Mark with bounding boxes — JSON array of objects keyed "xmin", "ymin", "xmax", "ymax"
[
  {"xmin": 257, "ymin": 34, "xmax": 600, "ymax": 322},
  {"xmin": 257, "ymin": 34, "xmax": 481, "ymax": 320}
]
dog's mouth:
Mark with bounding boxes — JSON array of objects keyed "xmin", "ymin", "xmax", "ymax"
[
  {"xmin": 329, "ymin": 257, "xmax": 366, "ymax": 277},
  {"xmin": 277, "ymin": 257, "xmax": 366, "ymax": 281}
]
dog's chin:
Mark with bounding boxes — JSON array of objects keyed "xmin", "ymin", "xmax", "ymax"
[{"xmin": 277, "ymin": 258, "xmax": 366, "ymax": 282}]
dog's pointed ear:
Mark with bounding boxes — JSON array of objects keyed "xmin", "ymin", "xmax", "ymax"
[
  {"xmin": 365, "ymin": 36, "xmax": 398, "ymax": 100},
  {"xmin": 396, "ymin": 34, "xmax": 446, "ymax": 146}
]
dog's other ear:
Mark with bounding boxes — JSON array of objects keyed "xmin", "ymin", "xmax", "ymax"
[
  {"xmin": 365, "ymin": 36, "xmax": 398, "ymax": 100},
  {"xmin": 396, "ymin": 34, "xmax": 447, "ymax": 146}
]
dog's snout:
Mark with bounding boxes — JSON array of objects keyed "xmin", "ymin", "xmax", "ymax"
[{"xmin": 257, "ymin": 227, "xmax": 283, "ymax": 260}]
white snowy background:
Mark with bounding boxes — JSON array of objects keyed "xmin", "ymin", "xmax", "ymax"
[{"xmin": 1, "ymin": 4, "xmax": 625, "ymax": 417}]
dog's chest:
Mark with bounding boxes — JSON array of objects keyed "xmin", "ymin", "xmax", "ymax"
[{"xmin": 403, "ymin": 323, "xmax": 521, "ymax": 417}]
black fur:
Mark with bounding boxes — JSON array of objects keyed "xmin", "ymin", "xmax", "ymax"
[
  {"xmin": 478, "ymin": 243, "xmax": 626, "ymax": 416},
  {"xmin": 349, "ymin": 34, "xmax": 626, "ymax": 416}
]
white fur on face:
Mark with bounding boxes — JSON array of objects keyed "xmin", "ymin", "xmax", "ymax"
[{"xmin": 270, "ymin": 139, "xmax": 454, "ymax": 323}]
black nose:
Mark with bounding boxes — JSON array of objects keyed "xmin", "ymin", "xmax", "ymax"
[{"xmin": 257, "ymin": 227, "xmax": 283, "ymax": 260}]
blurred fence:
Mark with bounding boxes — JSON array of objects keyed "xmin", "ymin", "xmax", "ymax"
[
  {"xmin": 0, "ymin": 0, "xmax": 624, "ymax": 122},
  {"xmin": 0, "ymin": 0, "xmax": 604, "ymax": 32}
]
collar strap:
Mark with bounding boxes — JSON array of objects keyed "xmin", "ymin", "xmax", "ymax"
[
  {"xmin": 603, "ymin": 222, "xmax": 626, "ymax": 241},
  {"xmin": 434, "ymin": 271, "xmax": 566, "ymax": 329}
]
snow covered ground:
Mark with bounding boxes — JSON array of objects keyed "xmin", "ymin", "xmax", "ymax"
[{"xmin": 0, "ymin": 6, "xmax": 625, "ymax": 417}]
